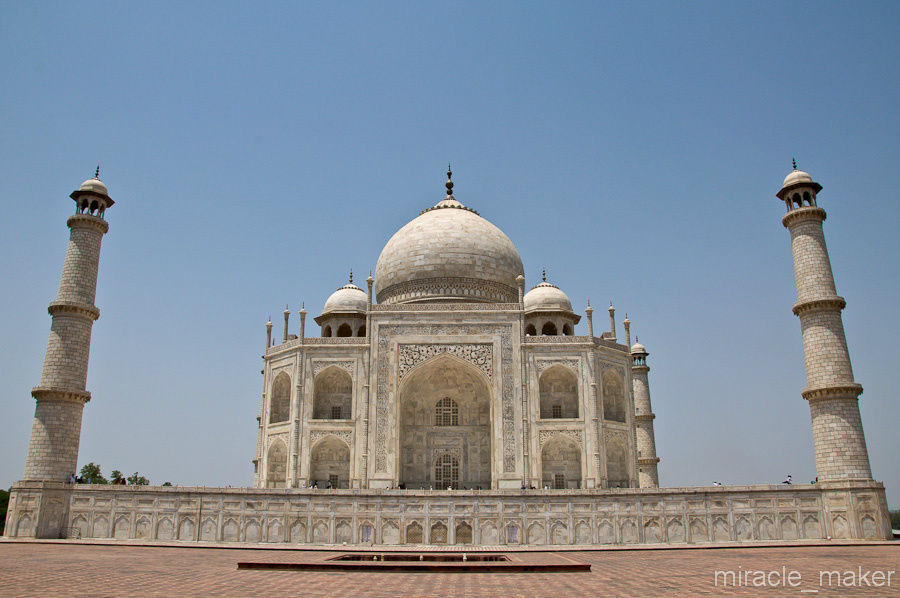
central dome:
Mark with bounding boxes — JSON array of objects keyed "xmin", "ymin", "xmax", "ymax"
[{"xmin": 374, "ymin": 174, "xmax": 524, "ymax": 304}]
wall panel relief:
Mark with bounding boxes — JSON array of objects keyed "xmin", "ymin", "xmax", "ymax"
[
  {"xmin": 398, "ymin": 344, "xmax": 492, "ymax": 381},
  {"xmin": 311, "ymin": 360, "xmax": 355, "ymax": 377}
]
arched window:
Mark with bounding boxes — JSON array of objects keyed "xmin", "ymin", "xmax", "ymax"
[
  {"xmin": 337, "ymin": 323, "xmax": 352, "ymax": 337},
  {"xmin": 309, "ymin": 436, "xmax": 350, "ymax": 489},
  {"xmin": 434, "ymin": 454, "xmax": 459, "ymax": 489},
  {"xmin": 606, "ymin": 438, "xmax": 629, "ymax": 488},
  {"xmin": 434, "ymin": 397, "xmax": 459, "ymax": 426},
  {"xmin": 541, "ymin": 437, "xmax": 581, "ymax": 489},
  {"xmin": 313, "ymin": 366, "xmax": 353, "ymax": 419},
  {"xmin": 357, "ymin": 324, "xmax": 366, "ymax": 337},
  {"xmin": 562, "ymin": 323, "xmax": 573, "ymax": 336},
  {"xmin": 602, "ymin": 370, "xmax": 626, "ymax": 423},
  {"xmin": 525, "ymin": 323, "xmax": 537, "ymax": 336},
  {"xmin": 406, "ymin": 522, "xmax": 423, "ymax": 544},
  {"xmin": 539, "ymin": 366, "xmax": 579, "ymax": 419},
  {"xmin": 802, "ymin": 191, "xmax": 811, "ymax": 205},
  {"xmin": 266, "ymin": 441, "xmax": 287, "ymax": 488},
  {"xmin": 541, "ymin": 321, "xmax": 558, "ymax": 336},
  {"xmin": 322, "ymin": 325, "xmax": 332, "ymax": 337},
  {"xmin": 269, "ymin": 372, "xmax": 291, "ymax": 423}
]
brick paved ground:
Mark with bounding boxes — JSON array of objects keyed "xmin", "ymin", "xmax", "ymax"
[{"xmin": 0, "ymin": 542, "xmax": 897, "ymax": 597}]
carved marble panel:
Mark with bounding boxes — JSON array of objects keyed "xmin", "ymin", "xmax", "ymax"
[
  {"xmin": 538, "ymin": 429, "xmax": 583, "ymax": 447},
  {"xmin": 312, "ymin": 360, "xmax": 355, "ymax": 377},
  {"xmin": 309, "ymin": 430, "xmax": 352, "ymax": 448},
  {"xmin": 398, "ymin": 344, "xmax": 492, "ymax": 381},
  {"xmin": 535, "ymin": 358, "xmax": 580, "ymax": 375}
]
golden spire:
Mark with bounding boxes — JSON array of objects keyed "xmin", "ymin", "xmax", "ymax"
[{"xmin": 445, "ymin": 163, "xmax": 454, "ymax": 199}]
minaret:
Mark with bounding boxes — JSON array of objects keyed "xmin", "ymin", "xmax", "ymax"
[
  {"xmin": 631, "ymin": 338, "xmax": 660, "ymax": 488},
  {"xmin": 23, "ymin": 170, "xmax": 113, "ymax": 482},
  {"xmin": 778, "ymin": 163, "xmax": 872, "ymax": 481}
]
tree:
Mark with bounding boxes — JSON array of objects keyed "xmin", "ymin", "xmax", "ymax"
[
  {"xmin": 891, "ymin": 510, "xmax": 900, "ymax": 530},
  {"xmin": 127, "ymin": 472, "xmax": 149, "ymax": 486},
  {"xmin": 110, "ymin": 470, "xmax": 125, "ymax": 484},
  {"xmin": 0, "ymin": 488, "xmax": 9, "ymax": 535},
  {"xmin": 162, "ymin": 482, "xmax": 173, "ymax": 487},
  {"xmin": 79, "ymin": 462, "xmax": 108, "ymax": 484}
]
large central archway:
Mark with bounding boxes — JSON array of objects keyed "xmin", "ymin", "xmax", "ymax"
[{"xmin": 399, "ymin": 355, "xmax": 492, "ymax": 489}]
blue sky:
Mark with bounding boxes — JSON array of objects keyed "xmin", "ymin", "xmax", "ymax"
[{"xmin": 1, "ymin": 2, "xmax": 897, "ymax": 505}]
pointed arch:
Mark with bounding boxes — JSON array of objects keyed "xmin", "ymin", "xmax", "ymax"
[
  {"xmin": 605, "ymin": 436, "xmax": 629, "ymax": 488},
  {"xmin": 602, "ymin": 369, "xmax": 626, "ymax": 422},
  {"xmin": 269, "ymin": 371, "xmax": 291, "ymax": 423},
  {"xmin": 525, "ymin": 323, "xmax": 537, "ymax": 336},
  {"xmin": 455, "ymin": 521, "xmax": 473, "ymax": 544},
  {"xmin": 541, "ymin": 321, "xmax": 558, "ymax": 336},
  {"xmin": 309, "ymin": 435, "xmax": 350, "ymax": 488},
  {"xmin": 337, "ymin": 323, "xmax": 352, "ymax": 337},
  {"xmin": 406, "ymin": 521, "xmax": 423, "ymax": 544},
  {"xmin": 541, "ymin": 436, "xmax": 582, "ymax": 489},
  {"xmin": 266, "ymin": 439, "xmax": 288, "ymax": 488},
  {"xmin": 313, "ymin": 366, "xmax": 352, "ymax": 419},
  {"xmin": 539, "ymin": 364, "xmax": 579, "ymax": 419},
  {"xmin": 398, "ymin": 354, "xmax": 492, "ymax": 489}
]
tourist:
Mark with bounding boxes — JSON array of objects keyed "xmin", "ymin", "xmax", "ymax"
[{"xmin": 782, "ymin": 474, "xmax": 792, "ymax": 485}]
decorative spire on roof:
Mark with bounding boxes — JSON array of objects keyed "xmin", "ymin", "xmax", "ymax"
[
  {"xmin": 445, "ymin": 163, "xmax": 454, "ymax": 199},
  {"xmin": 94, "ymin": 165, "xmax": 100, "ymax": 180},
  {"xmin": 792, "ymin": 157, "xmax": 797, "ymax": 170},
  {"xmin": 349, "ymin": 269, "xmax": 353, "ymax": 284},
  {"xmin": 541, "ymin": 268, "xmax": 547, "ymax": 282}
]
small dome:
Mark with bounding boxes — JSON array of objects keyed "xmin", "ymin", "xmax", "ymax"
[
  {"xmin": 322, "ymin": 283, "xmax": 367, "ymax": 315},
  {"xmin": 79, "ymin": 177, "xmax": 108, "ymax": 196},
  {"xmin": 524, "ymin": 282, "xmax": 573, "ymax": 312},
  {"xmin": 782, "ymin": 169, "xmax": 813, "ymax": 188},
  {"xmin": 777, "ymin": 164, "xmax": 822, "ymax": 200},
  {"xmin": 631, "ymin": 341, "xmax": 647, "ymax": 355}
]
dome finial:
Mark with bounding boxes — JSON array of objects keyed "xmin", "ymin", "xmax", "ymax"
[
  {"xmin": 792, "ymin": 157, "xmax": 797, "ymax": 170},
  {"xmin": 445, "ymin": 163, "xmax": 454, "ymax": 198},
  {"xmin": 541, "ymin": 268, "xmax": 546, "ymax": 282},
  {"xmin": 94, "ymin": 165, "xmax": 100, "ymax": 180},
  {"xmin": 349, "ymin": 269, "xmax": 353, "ymax": 284}
]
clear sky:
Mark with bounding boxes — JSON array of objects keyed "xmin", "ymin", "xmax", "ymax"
[{"xmin": 1, "ymin": 2, "xmax": 897, "ymax": 506}]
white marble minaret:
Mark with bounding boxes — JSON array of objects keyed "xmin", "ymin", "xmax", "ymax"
[
  {"xmin": 631, "ymin": 339, "xmax": 660, "ymax": 488},
  {"xmin": 23, "ymin": 171, "xmax": 113, "ymax": 483},
  {"xmin": 778, "ymin": 163, "xmax": 872, "ymax": 481}
]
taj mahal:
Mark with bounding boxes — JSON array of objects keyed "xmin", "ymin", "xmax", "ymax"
[
  {"xmin": 254, "ymin": 167, "xmax": 652, "ymax": 493},
  {"xmin": 3, "ymin": 163, "xmax": 892, "ymax": 546}
]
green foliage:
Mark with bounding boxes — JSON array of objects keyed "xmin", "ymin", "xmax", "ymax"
[
  {"xmin": 162, "ymin": 482, "xmax": 173, "ymax": 487},
  {"xmin": 127, "ymin": 472, "xmax": 150, "ymax": 486},
  {"xmin": 79, "ymin": 462, "xmax": 108, "ymax": 484},
  {"xmin": 891, "ymin": 510, "xmax": 900, "ymax": 530},
  {"xmin": 0, "ymin": 488, "xmax": 9, "ymax": 535},
  {"xmin": 110, "ymin": 470, "xmax": 125, "ymax": 484}
]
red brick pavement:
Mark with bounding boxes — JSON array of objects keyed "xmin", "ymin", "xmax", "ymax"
[{"xmin": 0, "ymin": 542, "xmax": 897, "ymax": 597}]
